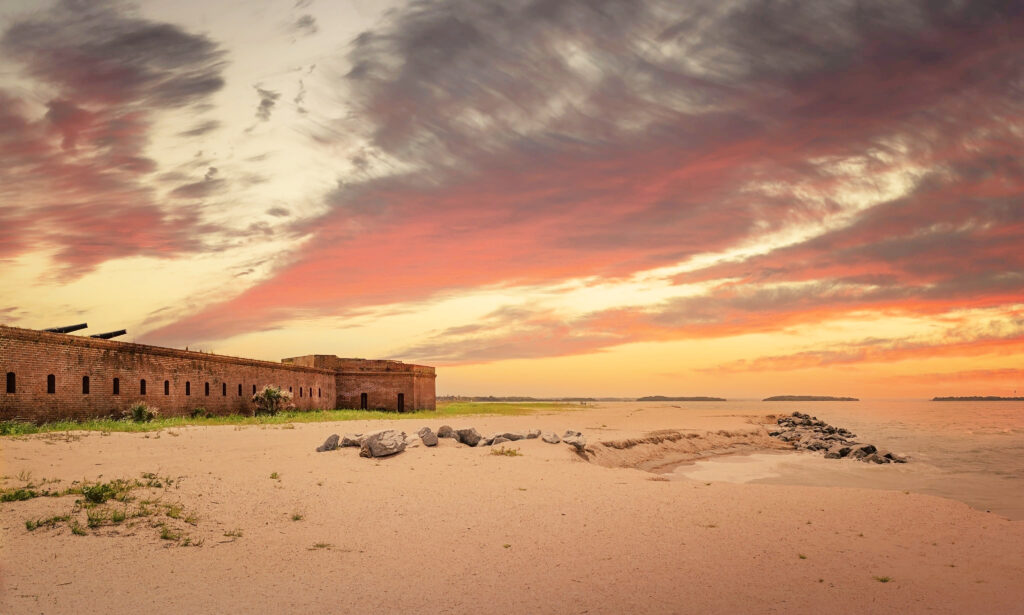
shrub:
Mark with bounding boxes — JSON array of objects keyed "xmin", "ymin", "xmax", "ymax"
[
  {"xmin": 190, "ymin": 407, "xmax": 213, "ymax": 419},
  {"xmin": 126, "ymin": 402, "xmax": 158, "ymax": 423},
  {"xmin": 252, "ymin": 385, "xmax": 292, "ymax": 417}
]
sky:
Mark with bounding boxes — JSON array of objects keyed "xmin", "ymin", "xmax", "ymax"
[{"xmin": 1, "ymin": 0, "xmax": 1022, "ymax": 399}]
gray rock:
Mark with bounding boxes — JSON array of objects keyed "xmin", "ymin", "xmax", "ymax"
[
  {"xmin": 526, "ymin": 429, "xmax": 541, "ymax": 439},
  {"xmin": 437, "ymin": 425, "xmax": 457, "ymax": 439},
  {"xmin": 499, "ymin": 432, "xmax": 525, "ymax": 441},
  {"xmin": 492, "ymin": 436, "xmax": 511, "ymax": 445},
  {"xmin": 824, "ymin": 445, "xmax": 852, "ymax": 459},
  {"xmin": 541, "ymin": 432, "xmax": 560, "ymax": 444},
  {"xmin": 455, "ymin": 427, "xmax": 482, "ymax": 447},
  {"xmin": 564, "ymin": 433, "xmax": 587, "ymax": 452},
  {"xmin": 359, "ymin": 430, "xmax": 408, "ymax": 458},
  {"xmin": 340, "ymin": 433, "xmax": 363, "ymax": 447},
  {"xmin": 850, "ymin": 444, "xmax": 877, "ymax": 459},
  {"xmin": 316, "ymin": 434, "xmax": 340, "ymax": 452},
  {"xmin": 564, "ymin": 430, "xmax": 582, "ymax": 438},
  {"xmin": 417, "ymin": 427, "xmax": 438, "ymax": 447}
]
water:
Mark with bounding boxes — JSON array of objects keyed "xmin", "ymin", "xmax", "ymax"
[{"xmin": 666, "ymin": 399, "xmax": 1024, "ymax": 520}]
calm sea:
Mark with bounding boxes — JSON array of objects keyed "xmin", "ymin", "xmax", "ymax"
[{"xmin": 666, "ymin": 399, "xmax": 1024, "ymax": 520}]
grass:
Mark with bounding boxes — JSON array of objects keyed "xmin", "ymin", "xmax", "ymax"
[
  {"xmin": 873, "ymin": 576, "xmax": 893, "ymax": 583},
  {"xmin": 0, "ymin": 401, "xmax": 578, "ymax": 436},
  {"xmin": 291, "ymin": 513, "xmax": 304, "ymax": 521},
  {"xmin": 269, "ymin": 472, "xmax": 279, "ymax": 480},
  {"xmin": 309, "ymin": 542, "xmax": 332, "ymax": 550},
  {"xmin": 490, "ymin": 446, "xmax": 523, "ymax": 457},
  {"xmin": 798, "ymin": 554, "xmax": 807, "ymax": 560},
  {"xmin": 223, "ymin": 529, "xmax": 243, "ymax": 538}
]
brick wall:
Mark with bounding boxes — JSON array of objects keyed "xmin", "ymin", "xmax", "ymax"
[
  {"xmin": 284, "ymin": 355, "xmax": 436, "ymax": 411},
  {"xmin": 1, "ymin": 326, "xmax": 336, "ymax": 423}
]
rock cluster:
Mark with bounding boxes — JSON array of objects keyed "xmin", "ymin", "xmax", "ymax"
[
  {"xmin": 769, "ymin": 412, "xmax": 907, "ymax": 464},
  {"xmin": 315, "ymin": 426, "xmax": 586, "ymax": 457}
]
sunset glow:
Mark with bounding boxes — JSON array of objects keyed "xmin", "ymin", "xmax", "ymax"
[{"xmin": 1, "ymin": 0, "xmax": 1022, "ymax": 398}]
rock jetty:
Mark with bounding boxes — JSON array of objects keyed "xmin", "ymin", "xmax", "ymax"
[
  {"xmin": 769, "ymin": 412, "xmax": 906, "ymax": 463},
  {"xmin": 316, "ymin": 425, "xmax": 586, "ymax": 458}
]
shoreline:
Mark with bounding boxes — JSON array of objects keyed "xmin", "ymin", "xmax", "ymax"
[{"xmin": 2, "ymin": 402, "xmax": 1022, "ymax": 614}]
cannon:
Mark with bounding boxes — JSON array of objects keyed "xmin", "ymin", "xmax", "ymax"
[
  {"xmin": 43, "ymin": 323, "xmax": 88, "ymax": 334},
  {"xmin": 90, "ymin": 329, "xmax": 127, "ymax": 340}
]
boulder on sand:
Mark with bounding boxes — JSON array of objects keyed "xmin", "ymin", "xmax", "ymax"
[
  {"xmin": 417, "ymin": 427, "xmax": 439, "ymax": 447},
  {"xmin": 437, "ymin": 425, "xmax": 457, "ymax": 440},
  {"xmin": 541, "ymin": 432, "xmax": 560, "ymax": 444},
  {"xmin": 564, "ymin": 433, "xmax": 587, "ymax": 452},
  {"xmin": 316, "ymin": 434, "xmax": 340, "ymax": 452},
  {"xmin": 340, "ymin": 434, "xmax": 363, "ymax": 447},
  {"xmin": 455, "ymin": 427, "xmax": 482, "ymax": 447},
  {"xmin": 359, "ymin": 430, "xmax": 408, "ymax": 458}
]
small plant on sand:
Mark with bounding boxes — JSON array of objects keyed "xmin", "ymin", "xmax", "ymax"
[
  {"xmin": 291, "ymin": 513, "xmax": 304, "ymax": 521},
  {"xmin": 490, "ymin": 446, "xmax": 522, "ymax": 457},
  {"xmin": 126, "ymin": 402, "xmax": 159, "ymax": 423},
  {"xmin": 86, "ymin": 508, "xmax": 108, "ymax": 528},
  {"xmin": 309, "ymin": 542, "xmax": 332, "ymax": 550},
  {"xmin": 70, "ymin": 521, "xmax": 87, "ymax": 536},
  {"xmin": 798, "ymin": 554, "xmax": 807, "ymax": 560},
  {"xmin": 252, "ymin": 385, "xmax": 292, "ymax": 417},
  {"xmin": 269, "ymin": 472, "xmax": 280, "ymax": 480},
  {"xmin": 159, "ymin": 525, "xmax": 181, "ymax": 541},
  {"xmin": 224, "ymin": 529, "xmax": 243, "ymax": 538},
  {"xmin": 873, "ymin": 576, "xmax": 893, "ymax": 583}
]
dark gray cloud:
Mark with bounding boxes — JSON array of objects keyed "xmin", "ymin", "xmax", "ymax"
[
  {"xmin": 255, "ymin": 86, "xmax": 280, "ymax": 121},
  {"xmin": 2, "ymin": 0, "xmax": 225, "ymax": 108},
  {"xmin": 292, "ymin": 14, "xmax": 318, "ymax": 37},
  {"xmin": 179, "ymin": 120, "xmax": 220, "ymax": 137},
  {"xmin": 266, "ymin": 207, "xmax": 290, "ymax": 217}
]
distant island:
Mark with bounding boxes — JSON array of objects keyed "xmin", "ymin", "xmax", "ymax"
[
  {"xmin": 932, "ymin": 396, "xmax": 1024, "ymax": 402},
  {"xmin": 637, "ymin": 396, "xmax": 727, "ymax": 402},
  {"xmin": 763, "ymin": 395, "xmax": 859, "ymax": 402}
]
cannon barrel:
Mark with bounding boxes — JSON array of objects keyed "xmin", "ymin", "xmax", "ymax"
[
  {"xmin": 90, "ymin": 329, "xmax": 127, "ymax": 340},
  {"xmin": 43, "ymin": 323, "xmax": 88, "ymax": 334}
]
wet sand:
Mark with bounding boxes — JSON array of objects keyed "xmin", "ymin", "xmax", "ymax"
[{"xmin": 2, "ymin": 402, "xmax": 1023, "ymax": 614}]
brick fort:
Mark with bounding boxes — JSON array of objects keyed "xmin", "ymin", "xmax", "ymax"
[{"xmin": 0, "ymin": 325, "xmax": 435, "ymax": 423}]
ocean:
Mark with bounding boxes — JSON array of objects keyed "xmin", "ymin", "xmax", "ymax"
[{"xmin": 665, "ymin": 399, "xmax": 1024, "ymax": 520}]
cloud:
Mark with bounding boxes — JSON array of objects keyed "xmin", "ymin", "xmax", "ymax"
[
  {"xmin": 145, "ymin": 0, "xmax": 1024, "ymax": 354},
  {"xmin": 0, "ymin": 0, "xmax": 228, "ymax": 276},
  {"xmin": 2, "ymin": 0, "xmax": 225, "ymax": 108},
  {"xmin": 266, "ymin": 207, "xmax": 290, "ymax": 217},
  {"xmin": 254, "ymin": 87, "xmax": 280, "ymax": 121},
  {"xmin": 291, "ymin": 14, "xmax": 318, "ymax": 37},
  {"xmin": 178, "ymin": 120, "xmax": 220, "ymax": 137}
]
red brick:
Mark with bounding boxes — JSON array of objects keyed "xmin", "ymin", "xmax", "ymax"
[{"xmin": 1, "ymin": 326, "xmax": 435, "ymax": 423}]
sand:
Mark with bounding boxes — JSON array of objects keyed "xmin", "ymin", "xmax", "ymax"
[{"xmin": 2, "ymin": 402, "xmax": 1023, "ymax": 614}]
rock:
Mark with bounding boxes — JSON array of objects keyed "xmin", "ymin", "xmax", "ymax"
[
  {"xmin": 340, "ymin": 433, "xmax": 363, "ymax": 447},
  {"xmin": 541, "ymin": 432, "xmax": 560, "ymax": 444},
  {"xmin": 861, "ymin": 453, "xmax": 890, "ymax": 464},
  {"xmin": 564, "ymin": 430, "xmax": 582, "ymax": 438},
  {"xmin": 437, "ymin": 425, "xmax": 457, "ymax": 439},
  {"xmin": 564, "ymin": 433, "xmax": 587, "ymax": 452},
  {"xmin": 316, "ymin": 433, "xmax": 340, "ymax": 452},
  {"xmin": 824, "ymin": 445, "xmax": 852, "ymax": 459},
  {"xmin": 499, "ymin": 432, "xmax": 525, "ymax": 441},
  {"xmin": 417, "ymin": 427, "xmax": 438, "ymax": 447},
  {"xmin": 492, "ymin": 436, "xmax": 511, "ymax": 445},
  {"xmin": 359, "ymin": 430, "xmax": 408, "ymax": 458},
  {"xmin": 455, "ymin": 427, "xmax": 482, "ymax": 447},
  {"xmin": 850, "ymin": 444, "xmax": 877, "ymax": 459},
  {"xmin": 526, "ymin": 429, "xmax": 541, "ymax": 439}
]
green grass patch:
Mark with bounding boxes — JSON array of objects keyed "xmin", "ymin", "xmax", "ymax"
[
  {"xmin": 490, "ymin": 446, "xmax": 523, "ymax": 457},
  {"xmin": 0, "ymin": 402, "xmax": 578, "ymax": 436}
]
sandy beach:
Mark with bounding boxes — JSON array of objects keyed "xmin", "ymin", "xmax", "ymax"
[{"xmin": 2, "ymin": 402, "xmax": 1023, "ymax": 614}]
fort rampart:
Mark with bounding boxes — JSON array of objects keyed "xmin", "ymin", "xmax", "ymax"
[{"xmin": 1, "ymin": 325, "xmax": 436, "ymax": 423}]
